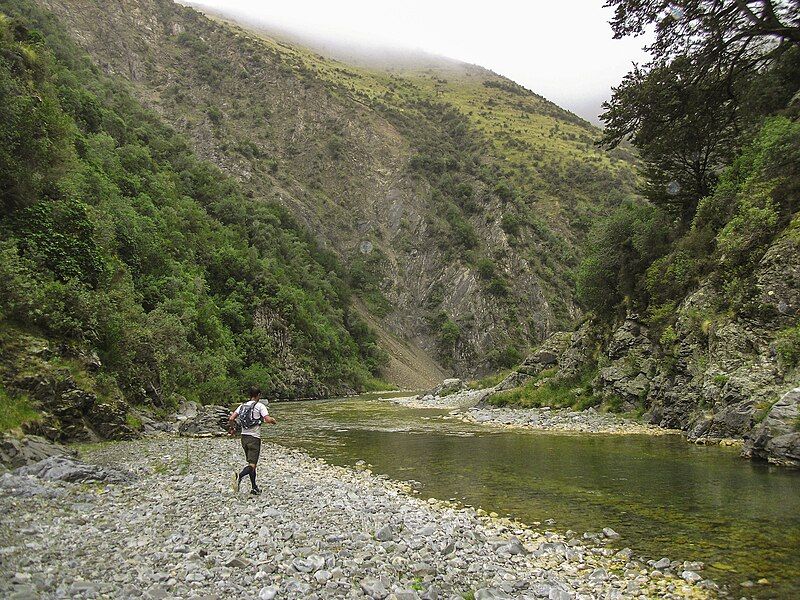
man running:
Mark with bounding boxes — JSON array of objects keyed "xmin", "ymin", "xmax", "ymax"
[{"xmin": 228, "ymin": 386, "xmax": 276, "ymax": 495}]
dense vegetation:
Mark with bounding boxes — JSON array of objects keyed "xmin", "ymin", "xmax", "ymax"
[
  {"xmin": 578, "ymin": 1, "xmax": 800, "ymax": 335},
  {"xmin": 0, "ymin": 8, "xmax": 387, "ymax": 414}
]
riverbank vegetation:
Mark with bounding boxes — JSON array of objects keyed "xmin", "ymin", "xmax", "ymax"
[
  {"xmin": 577, "ymin": 2, "xmax": 800, "ymax": 328},
  {"xmin": 0, "ymin": 7, "xmax": 388, "ymax": 414},
  {"xmin": 485, "ymin": 368, "xmax": 624, "ymax": 413}
]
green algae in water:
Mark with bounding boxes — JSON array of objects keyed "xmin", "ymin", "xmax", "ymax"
[{"xmin": 268, "ymin": 396, "xmax": 800, "ymax": 599}]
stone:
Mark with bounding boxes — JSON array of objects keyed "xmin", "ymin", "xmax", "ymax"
[
  {"xmin": 176, "ymin": 404, "xmax": 231, "ymax": 437},
  {"xmin": 360, "ymin": 577, "xmax": 389, "ymax": 599},
  {"xmin": 258, "ymin": 586, "xmax": 278, "ymax": 600},
  {"xmin": 474, "ymin": 588, "xmax": 512, "ymax": 600},
  {"xmin": 681, "ymin": 570, "xmax": 702, "ymax": 583},
  {"xmin": 589, "ymin": 567, "xmax": 608, "ymax": 581},
  {"xmin": 0, "ymin": 433, "xmax": 74, "ymax": 469},
  {"xmin": 375, "ymin": 524, "xmax": 394, "ymax": 542},
  {"xmin": 0, "ymin": 472, "xmax": 65, "ymax": 498},
  {"xmin": 653, "ymin": 557, "xmax": 671, "ymax": 570},
  {"xmin": 224, "ymin": 557, "xmax": 250, "ymax": 568},
  {"xmin": 14, "ymin": 456, "xmax": 131, "ymax": 483},
  {"xmin": 602, "ymin": 527, "xmax": 620, "ymax": 540}
]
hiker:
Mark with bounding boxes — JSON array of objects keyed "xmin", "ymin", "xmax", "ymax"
[{"xmin": 228, "ymin": 386, "xmax": 276, "ymax": 495}]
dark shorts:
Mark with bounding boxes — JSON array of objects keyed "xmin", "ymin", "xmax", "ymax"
[{"xmin": 241, "ymin": 435, "xmax": 261, "ymax": 464}]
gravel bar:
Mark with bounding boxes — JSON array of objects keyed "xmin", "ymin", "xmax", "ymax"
[{"xmin": 0, "ymin": 436, "xmax": 716, "ymax": 599}]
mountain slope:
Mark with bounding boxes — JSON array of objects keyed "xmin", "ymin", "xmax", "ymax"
[
  {"xmin": 24, "ymin": 0, "xmax": 638, "ymax": 377},
  {"xmin": 0, "ymin": 4, "xmax": 393, "ymax": 441}
]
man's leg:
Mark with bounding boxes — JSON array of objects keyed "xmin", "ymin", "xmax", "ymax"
[
  {"xmin": 248, "ymin": 463, "xmax": 257, "ymax": 489},
  {"xmin": 234, "ymin": 436, "xmax": 253, "ymax": 492},
  {"xmin": 242, "ymin": 436, "xmax": 262, "ymax": 494},
  {"xmin": 238, "ymin": 465, "xmax": 252, "ymax": 483}
]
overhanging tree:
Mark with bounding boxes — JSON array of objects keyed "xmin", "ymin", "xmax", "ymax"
[{"xmin": 601, "ymin": 0, "xmax": 800, "ymax": 222}]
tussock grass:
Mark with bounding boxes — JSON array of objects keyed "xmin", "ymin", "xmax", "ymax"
[{"xmin": 0, "ymin": 386, "xmax": 40, "ymax": 432}]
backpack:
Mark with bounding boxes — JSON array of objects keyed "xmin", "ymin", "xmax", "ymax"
[{"xmin": 238, "ymin": 400, "xmax": 264, "ymax": 429}]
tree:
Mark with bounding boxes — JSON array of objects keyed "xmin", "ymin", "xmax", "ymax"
[{"xmin": 601, "ymin": 0, "xmax": 800, "ymax": 222}]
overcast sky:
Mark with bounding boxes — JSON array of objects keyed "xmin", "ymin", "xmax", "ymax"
[{"xmin": 185, "ymin": 0, "xmax": 652, "ymax": 125}]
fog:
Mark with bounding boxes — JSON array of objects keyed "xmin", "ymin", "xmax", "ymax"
[{"xmin": 182, "ymin": 0, "xmax": 652, "ymax": 125}]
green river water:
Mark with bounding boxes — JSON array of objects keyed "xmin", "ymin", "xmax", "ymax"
[{"xmin": 267, "ymin": 393, "xmax": 800, "ymax": 598}]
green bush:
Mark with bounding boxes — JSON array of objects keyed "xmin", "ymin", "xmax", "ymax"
[
  {"xmin": 576, "ymin": 201, "xmax": 672, "ymax": 317},
  {"xmin": 500, "ymin": 212, "xmax": 521, "ymax": 236},
  {"xmin": 775, "ymin": 324, "xmax": 800, "ymax": 370}
]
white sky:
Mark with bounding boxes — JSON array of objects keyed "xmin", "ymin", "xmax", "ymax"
[{"xmin": 185, "ymin": 0, "xmax": 652, "ymax": 125}]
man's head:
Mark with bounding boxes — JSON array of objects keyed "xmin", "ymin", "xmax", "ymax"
[{"xmin": 249, "ymin": 386, "xmax": 261, "ymax": 400}]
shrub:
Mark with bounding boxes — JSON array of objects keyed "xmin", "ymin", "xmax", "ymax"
[
  {"xmin": 576, "ymin": 201, "xmax": 672, "ymax": 317},
  {"xmin": 475, "ymin": 257, "xmax": 495, "ymax": 280},
  {"xmin": 775, "ymin": 324, "xmax": 800, "ymax": 370}
]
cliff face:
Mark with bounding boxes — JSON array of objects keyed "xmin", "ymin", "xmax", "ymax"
[
  {"xmin": 494, "ymin": 218, "xmax": 800, "ymax": 467},
  {"xmin": 30, "ymin": 0, "xmax": 637, "ymax": 378}
]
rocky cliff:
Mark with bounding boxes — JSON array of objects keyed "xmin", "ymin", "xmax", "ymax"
[{"xmin": 491, "ymin": 219, "xmax": 800, "ymax": 467}]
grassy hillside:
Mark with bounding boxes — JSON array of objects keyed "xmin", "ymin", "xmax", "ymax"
[
  {"xmin": 0, "ymin": 4, "xmax": 389, "ymax": 440},
  {"xmin": 17, "ymin": 0, "xmax": 639, "ymax": 378}
]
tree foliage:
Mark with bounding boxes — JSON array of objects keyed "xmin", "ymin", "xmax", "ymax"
[
  {"xmin": 602, "ymin": 0, "xmax": 800, "ymax": 221},
  {"xmin": 0, "ymin": 11, "xmax": 386, "ymax": 403}
]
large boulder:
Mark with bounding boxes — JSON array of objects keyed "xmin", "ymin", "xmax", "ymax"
[
  {"xmin": 14, "ymin": 455, "xmax": 132, "ymax": 483},
  {"xmin": 430, "ymin": 378, "xmax": 467, "ymax": 396},
  {"xmin": 177, "ymin": 404, "xmax": 232, "ymax": 437},
  {"xmin": 743, "ymin": 387, "xmax": 800, "ymax": 467},
  {"xmin": 0, "ymin": 433, "xmax": 75, "ymax": 469}
]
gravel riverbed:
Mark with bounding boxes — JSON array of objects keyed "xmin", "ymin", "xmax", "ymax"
[
  {"xmin": 0, "ymin": 436, "xmax": 716, "ymax": 599},
  {"xmin": 391, "ymin": 392, "xmax": 675, "ymax": 436}
]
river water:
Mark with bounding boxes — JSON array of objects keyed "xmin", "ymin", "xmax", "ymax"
[{"xmin": 267, "ymin": 393, "xmax": 800, "ymax": 598}]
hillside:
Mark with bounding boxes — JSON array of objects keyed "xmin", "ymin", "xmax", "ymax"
[
  {"xmin": 0, "ymin": 3, "xmax": 393, "ymax": 440},
  {"xmin": 22, "ymin": 0, "xmax": 638, "ymax": 378}
]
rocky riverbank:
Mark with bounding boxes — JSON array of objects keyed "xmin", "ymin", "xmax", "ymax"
[
  {"xmin": 0, "ymin": 437, "xmax": 717, "ymax": 599},
  {"xmin": 391, "ymin": 390, "xmax": 674, "ymax": 436}
]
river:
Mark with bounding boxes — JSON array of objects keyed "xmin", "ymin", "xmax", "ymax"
[{"xmin": 267, "ymin": 393, "xmax": 800, "ymax": 598}]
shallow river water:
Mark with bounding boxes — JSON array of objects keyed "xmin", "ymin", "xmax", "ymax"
[{"xmin": 267, "ymin": 393, "xmax": 800, "ymax": 598}]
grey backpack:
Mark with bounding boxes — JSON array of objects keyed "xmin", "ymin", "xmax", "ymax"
[{"xmin": 238, "ymin": 401, "xmax": 263, "ymax": 429}]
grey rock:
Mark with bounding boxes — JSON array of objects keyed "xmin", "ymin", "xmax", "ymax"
[
  {"xmin": 0, "ymin": 433, "xmax": 74, "ymax": 468},
  {"xmin": 258, "ymin": 586, "xmax": 278, "ymax": 600},
  {"xmin": 14, "ymin": 456, "xmax": 131, "ymax": 483},
  {"xmin": 375, "ymin": 524, "xmax": 394, "ymax": 542},
  {"xmin": 681, "ymin": 570, "xmax": 702, "ymax": 583},
  {"xmin": 602, "ymin": 527, "xmax": 620, "ymax": 540},
  {"xmin": 653, "ymin": 557, "xmax": 671, "ymax": 570},
  {"xmin": 0, "ymin": 472, "xmax": 65, "ymax": 498},
  {"xmin": 743, "ymin": 387, "xmax": 800, "ymax": 467},
  {"xmin": 360, "ymin": 577, "xmax": 389, "ymax": 599},
  {"xmin": 176, "ymin": 404, "xmax": 230, "ymax": 437},
  {"xmin": 474, "ymin": 588, "xmax": 512, "ymax": 600}
]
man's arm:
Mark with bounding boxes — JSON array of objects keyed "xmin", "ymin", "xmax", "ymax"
[
  {"xmin": 260, "ymin": 405, "xmax": 276, "ymax": 425},
  {"xmin": 227, "ymin": 410, "xmax": 239, "ymax": 434}
]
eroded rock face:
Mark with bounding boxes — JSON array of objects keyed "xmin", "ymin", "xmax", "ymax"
[
  {"xmin": 743, "ymin": 387, "xmax": 800, "ymax": 467},
  {"xmin": 1, "ymin": 332, "xmax": 137, "ymax": 443},
  {"xmin": 494, "ymin": 326, "xmax": 594, "ymax": 392},
  {"xmin": 595, "ymin": 315, "xmax": 656, "ymax": 412},
  {"xmin": 428, "ymin": 378, "xmax": 467, "ymax": 397}
]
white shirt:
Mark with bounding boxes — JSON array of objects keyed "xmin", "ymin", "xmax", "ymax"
[{"xmin": 236, "ymin": 400, "xmax": 270, "ymax": 438}]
